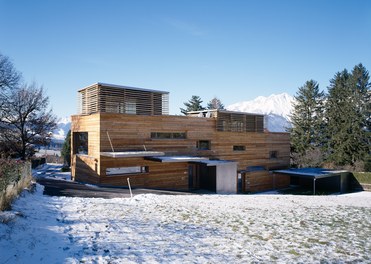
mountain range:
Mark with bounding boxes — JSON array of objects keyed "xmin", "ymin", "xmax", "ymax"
[
  {"xmin": 227, "ymin": 93, "xmax": 294, "ymax": 132},
  {"xmin": 52, "ymin": 93, "xmax": 295, "ymax": 140}
]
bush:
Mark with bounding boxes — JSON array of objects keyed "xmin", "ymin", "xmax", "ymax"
[
  {"xmin": 0, "ymin": 159, "xmax": 30, "ymax": 192},
  {"xmin": 291, "ymin": 147, "xmax": 325, "ymax": 168},
  {"xmin": 0, "ymin": 159, "xmax": 32, "ymax": 210}
]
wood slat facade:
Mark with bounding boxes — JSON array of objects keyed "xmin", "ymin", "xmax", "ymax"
[
  {"xmin": 78, "ymin": 83, "xmax": 169, "ymax": 116},
  {"xmin": 71, "ymin": 83, "xmax": 290, "ymax": 192}
]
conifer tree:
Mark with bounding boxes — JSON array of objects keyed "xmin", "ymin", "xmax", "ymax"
[
  {"xmin": 207, "ymin": 97, "xmax": 225, "ymax": 110},
  {"xmin": 180, "ymin": 95, "xmax": 205, "ymax": 115},
  {"xmin": 61, "ymin": 130, "xmax": 71, "ymax": 167},
  {"xmin": 290, "ymin": 80, "xmax": 325, "ymax": 167},
  {"xmin": 325, "ymin": 66, "xmax": 370, "ymax": 166}
]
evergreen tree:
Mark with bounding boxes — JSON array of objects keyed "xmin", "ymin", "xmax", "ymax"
[
  {"xmin": 290, "ymin": 80, "xmax": 325, "ymax": 167},
  {"xmin": 351, "ymin": 64, "xmax": 371, "ymax": 132},
  {"xmin": 61, "ymin": 130, "xmax": 71, "ymax": 167},
  {"xmin": 180, "ymin": 95, "xmax": 205, "ymax": 115},
  {"xmin": 325, "ymin": 66, "xmax": 370, "ymax": 166},
  {"xmin": 207, "ymin": 97, "xmax": 225, "ymax": 110}
]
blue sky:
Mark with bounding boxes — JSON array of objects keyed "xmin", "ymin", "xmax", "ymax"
[{"xmin": 1, "ymin": 0, "xmax": 370, "ymax": 118}]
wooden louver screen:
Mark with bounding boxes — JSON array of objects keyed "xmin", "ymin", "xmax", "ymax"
[
  {"xmin": 78, "ymin": 84, "xmax": 169, "ymax": 116},
  {"xmin": 216, "ymin": 112, "xmax": 264, "ymax": 133}
]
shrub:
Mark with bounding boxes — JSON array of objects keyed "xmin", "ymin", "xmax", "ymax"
[
  {"xmin": 0, "ymin": 159, "xmax": 30, "ymax": 192},
  {"xmin": 0, "ymin": 159, "xmax": 32, "ymax": 210}
]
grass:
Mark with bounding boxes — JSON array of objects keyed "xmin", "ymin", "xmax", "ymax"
[{"xmin": 353, "ymin": 172, "xmax": 371, "ymax": 184}]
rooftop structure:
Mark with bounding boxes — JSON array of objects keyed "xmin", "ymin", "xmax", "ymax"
[{"xmin": 78, "ymin": 82, "xmax": 169, "ymax": 116}]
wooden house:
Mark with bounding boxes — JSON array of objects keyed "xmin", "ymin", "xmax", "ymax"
[{"xmin": 71, "ymin": 83, "xmax": 290, "ymax": 193}]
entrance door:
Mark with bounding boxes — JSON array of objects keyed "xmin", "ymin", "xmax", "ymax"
[
  {"xmin": 188, "ymin": 164, "xmax": 200, "ymax": 190},
  {"xmin": 199, "ymin": 164, "xmax": 216, "ymax": 192}
]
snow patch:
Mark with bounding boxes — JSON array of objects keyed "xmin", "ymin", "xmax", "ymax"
[{"xmin": 0, "ymin": 182, "xmax": 370, "ymax": 263}]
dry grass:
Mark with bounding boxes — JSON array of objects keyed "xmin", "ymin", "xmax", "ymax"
[{"xmin": 353, "ymin": 172, "xmax": 371, "ymax": 184}]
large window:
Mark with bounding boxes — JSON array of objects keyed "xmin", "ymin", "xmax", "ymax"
[
  {"xmin": 106, "ymin": 166, "xmax": 149, "ymax": 176},
  {"xmin": 151, "ymin": 132, "xmax": 186, "ymax": 139},
  {"xmin": 74, "ymin": 132, "xmax": 88, "ymax": 155},
  {"xmin": 197, "ymin": 140, "xmax": 211, "ymax": 150}
]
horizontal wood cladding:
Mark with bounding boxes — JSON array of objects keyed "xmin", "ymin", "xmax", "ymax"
[
  {"xmin": 243, "ymin": 171, "xmax": 290, "ymax": 193},
  {"xmin": 71, "ymin": 112, "xmax": 290, "ymax": 191},
  {"xmin": 72, "ymin": 155, "xmax": 99, "ymax": 184},
  {"xmin": 71, "ymin": 112, "xmax": 290, "ymax": 169},
  {"xmin": 99, "ymin": 156, "xmax": 188, "ymax": 190},
  {"xmin": 78, "ymin": 83, "xmax": 169, "ymax": 116},
  {"xmin": 71, "ymin": 114, "xmax": 100, "ymax": 157},
  {"xmin": 98, "ymin": 113, "xmax": 217, "ymax": 155}
]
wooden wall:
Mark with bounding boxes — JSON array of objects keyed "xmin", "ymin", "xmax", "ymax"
[
  {"xmin": 71, "ymin": 112, "xmax": 290, "ymax": 191},
  {"xmin": 99, "ymin": 157, "xmax": 188, "ymax": 190},
  {"xmin": 71, "ymin": 114, "xmax": 100, "ymax": 181},
  {"xmin": 242, "ymin": 171, "xmax": 290, "ymax": 193}
]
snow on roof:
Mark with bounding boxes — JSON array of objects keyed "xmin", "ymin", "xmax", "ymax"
[
  {"xmin": 187, "ymin": 109, "xmax": 265, "ymax": 117},
  {"xmin": 100, "ymin": 151, "xmax": 165, "ymax": 158},
  {"xmin": 148, "ymin": 156, "xmax": 209, "ymax": 163},
  {"xmin": 274, "ymin": 168, "xmax": 349, "ymax": 179},
  {"xmin": 196, "ymin": 159, "xmax": 237, "ymax": 166},
  {"xmin": 148, "ymin": 156, "xmax": 235, "ymax": 165}
]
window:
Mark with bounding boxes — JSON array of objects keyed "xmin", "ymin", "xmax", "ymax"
[
  {"xmin": 125, "ymin": 101, "xmax": 136, "ymax": 114},
  {"xmin": 74, "ymin": 132, "xmax": 88, "ymax": 155},
  {"xmin": 269, "ymin": 151, "xmax": 278, "ymax": 159},
  {"xmin": 151, "ymin": 132, "xmax": 186, "ymax": 139},
  {"xmin": 233, "ymin": 145, "xmax": 245, "ymax": 151},
  {"xmin": 231, "ymin": 121, "xmax": 244, "ymax": 132},
  {"xmin": 197, "ymin": 140, "xmax": 211, "ymax": 150},
  {"xmin": 106, "ymin": 166, "xmax": 149, "ymax": 176}
]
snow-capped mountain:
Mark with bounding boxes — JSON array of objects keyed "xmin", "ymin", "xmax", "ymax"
[
  {"xmin": 227, "ymin": 93, "xmax": 294, "ymax": 132},
  {"xmin": 52, "ymin": 117, "xmax": 71, "ymax": 141}
]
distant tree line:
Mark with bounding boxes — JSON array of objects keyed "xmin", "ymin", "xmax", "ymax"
[
  {"xmin": 0, "ymin": 52, "xmax": 57, "ymax": 160},
  {"xmin": 180, "ymin": 96, "xmax": 225, "ymax": 114},
  {"xmin": 290, "ymin": 63, "xmax": 370, "ymax": 171}
]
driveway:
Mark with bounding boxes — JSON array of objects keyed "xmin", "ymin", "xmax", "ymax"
[
  {"xmin": 37, "ymin": 177, "xmax": 192, "ymax": 198},
  {"xmin": 34, "ymin": 164, "xmax": 196, "ymax": 198}
]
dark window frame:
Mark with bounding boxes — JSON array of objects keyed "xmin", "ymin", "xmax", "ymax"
[
  {"xmin": 269, "ymin": 151, "xmax": 278, "ymax": 159},
  {"xmin": 73, "ymin": 132, "xmax": 88, "ymax": 155},
  {"xmin": 106, "ymin": 166, "xmax": 149, "ymax": 176},
  {"xmin": 197, "ymin": 140, "xmax": 211, "ymax": 150},
  {"xmin": 233, "ymin": 145, "xmax": 246, "ymax": 151},
  {"xmin": 151, "ymin": 132, "xmax": 186, "ymax": 139}
]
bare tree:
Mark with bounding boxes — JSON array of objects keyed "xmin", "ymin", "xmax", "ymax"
[
  {"xmin": 0, "ymin": 53, "xmax": 21, "ymax": 91},
  {"xmin": 0, "ymin": 83, "xmax": 57, "ymax": 160}
]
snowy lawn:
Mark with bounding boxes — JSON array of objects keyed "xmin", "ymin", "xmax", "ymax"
[{"xmin": 0, "ymin": 185, "xmax": 370, "ymax": 264}]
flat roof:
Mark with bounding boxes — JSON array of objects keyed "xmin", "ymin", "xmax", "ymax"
[
  {"xmin": 195, "ymin": 159, "xmax": 237, "ymax": 166},
  {"xmin": 187, "ymin": 109, "xmax": 265, "ymax": 117},
  {"xmin": 79, "ymin": 82, "xmax": 169, "ymax": 94},
  {"xmin": 274, "ymin": 168, "xmax": 348, "ymax": 179},
  {"xmin": 100, "ymin": 151, "xmax": 165, "ymax": 158},
  {"xmin": 147, "ymin": 156, "xmax": 209, "ymax": 163},
  {"xmin": 147, "ymin": 156, "xmax": 235, "ymax": 166}
]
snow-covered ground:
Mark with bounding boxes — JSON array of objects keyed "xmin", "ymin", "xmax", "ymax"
[{"xmin": 1, "ymin": 165, "xmax": 371, "ymax": 263}]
